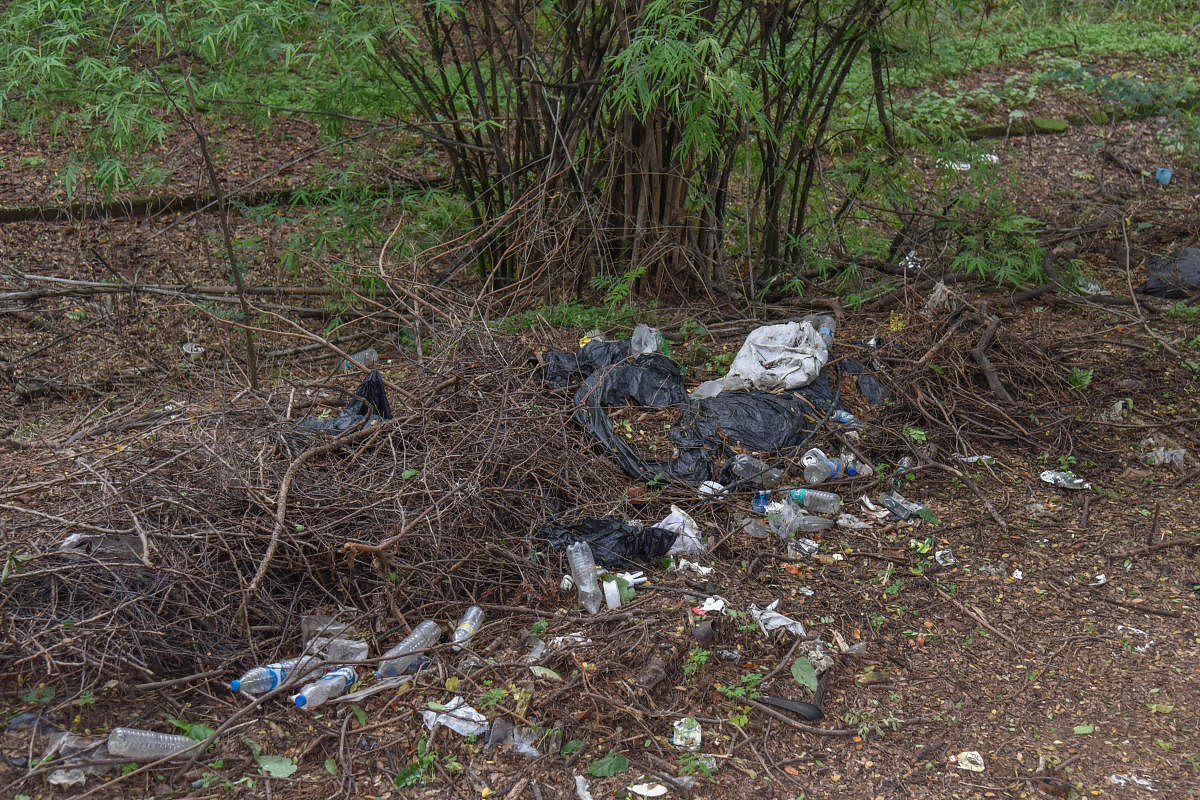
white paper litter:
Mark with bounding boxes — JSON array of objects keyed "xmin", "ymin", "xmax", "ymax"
[{"xmin": 629, "ymin": 779, "xmax": 669, "ymax": 796}]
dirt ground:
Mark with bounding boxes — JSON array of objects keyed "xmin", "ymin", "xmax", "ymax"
[{"xmin": 2, "ymin": 52, "xmax": 1199, "ymax": 800}]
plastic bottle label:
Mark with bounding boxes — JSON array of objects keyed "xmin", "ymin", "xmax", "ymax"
[{"xmin": 455, "ymin": 623, "xmax": 477, "ymax": 637}]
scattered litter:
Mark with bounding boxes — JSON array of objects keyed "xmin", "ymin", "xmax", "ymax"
[
  {"xmin": 524, "ymin": 638, "xmax": 548, "ymax": 664},
  {"xmin": 879, "ymin": 489, "xmax": 938, "ymax": 523},
  {"xmin": 860, "ymin": 496, "xmax": 891, "ymax": 520},
  {"xmin": 698, "ymin": 480, "xmax": 727, "ymax": 497},
  {"xmin": 658, "ymin": 505, "xmax": 706, "ymax": 556},
  {"xmin": 977, "ymin": 563, "xmax": 1001, "ymax": 576},
  {"xmin": 766, "ymin": 500, "xmax": 835, "ymax": 539},
  {"xmin": 1077, "ymin": 277, "xmax": 1108, "ymax": 295},
  {"xmin": 337, "ymin": 675, "xmax": 410, "ymax": 703},
  {"xmin": 421, "ymin": 697, "xmax": 488, "ymax": 737},
  {"xmin": 836, "ymin": 512, "xmax": 871, "ymax": 529},
  {"xmin": 560, "ymin": 574, "xmax": 575, "ymax": 592},
  {"xmin": 910, "ymin": 537, "xmax": 933, "ymax": 554},
  {"xmin": 935, "ymin": 549, "xmax": 957, "ymax": 567},
  {"xmin": 739, "ymin": 516, "xmax": 771, "ymax": 538},
  {"xmin": 714, "ymin": 648, "xmax": 743, "ymax": 661},
  {"xmin": 1098, "ymin": 399, "xmax": 1128, "ymax": 422},
  {"xmin": 1109, "ymin": 773, "xmax": 1156, "ymax": 790},
  {"xmin": 949, "ymin": 751, "xmax": 985, "ymax": 772},
  {"xmin": 181, "ymin": 341, "xmax": 204, "ymax": 359},
  {"xmin": 1090, "ymin": 573, "xmax": 1108, "ymax": 586},
  {"xmin": 796, "ymin": 586, "xmax": 815, "ymax": 596},
  {"xmin": 487, "ymin": 721, "xmax": 543, "ymax": 757},
  {"xmin": 57, "ymin": 532, "xmax": 142, "ymax": 561},
  {"xmin": 629, "ymin": 778, "xmax": 669, "ymax": 797},
  {"xmin": 671, "ymin": 559, "xmax": 714, "ymax": 577},
  {"xmin": 575, "ymin": 774, "xmax": 595, "ymax": 800},
  {"xmin": 1145, "ymin": 446, "xmax": 1186, "ymax": 468},
  {"xmin": 1154, "ymin": 167, "xmax": 1173, "ymax": 186},
  {"xmin": 751, "ymin": 490, "xmax": 771, "ymax": 513},
  {"xmin": 831, "ymin": 409, "xmax": 859, "ymax": 426},
  {"xmin": 672, "ymin": 717, "xmax": 702, "ymax": 749},
  {"xmin": 1011, "ymin": 569, "xmax": 1024, "ymax": 580},
  {"xmin": 1137, "ymin": 245, "xmax": 1200, "ymax": 298},
  {"xmin": 1040, "ymin": 470, "xmax": 1091, "ymax": 490},
  {"xmin": 952, "ymin": 453, "xmax": 994, "ymax": 464},
  {"xmin": 789, "ymin": 537, "xmax": 820, "ymax": 557},
  {"xmin": 749, "ymin": 599, "xmax": 807, "ymax": 638},
  {"xmin": 937, "ymin": 158, "xmax": 971, "ymax": 171},
  {"xmin": 693, "ymin": 596, "xmax": 729, "ymax": 615},
  {"xmin": 549, "ymin": 633, "xmax": 594, "ymax": 650},
  {"xmin": 797, "ymin": 638, "xmax": 835, "ymax": 674},
  {"xmin": 1116, "ymin": 624, "xmax": 1154, "ymax": 652}
]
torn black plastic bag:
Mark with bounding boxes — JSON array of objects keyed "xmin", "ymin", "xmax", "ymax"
[
  {"xmin": 839, "ymin": 356, "xmax": 890, "ymax": 404},
  {"xmin": 539, "ymin": 519, "xmax": 677, "ymax": 567},
  {"xmin": 540, "ymin": 339, "xmax": 633, "ymax": 387},
  {"xmin": 1137, "ymin": 246, "xmax": 1200, "ymax": 298},
  {"xmin": 298, "ymin": 369, "xmax": 393, "ymax": 433},
  {"xmin": 672, "ymin": 370, "xmax": 840, "ymax": 485},
  {"xmin": 571, "ymin": 354, "xmax": 686, "ymax": 483}
]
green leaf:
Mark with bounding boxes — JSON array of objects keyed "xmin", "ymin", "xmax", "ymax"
[
  {"xmin": 790, "ymin": 657, "xmax": 818, "ymax": 693},
  {"xmin": 560, "ymin": 739, "xmax": 583, "ymax": 756},
  {"xmin": 1148, "ymin": 704, "xmax": 1174, "ymax": 714},
  {"xmin": 1073, "ymin": 723, "xmax": 1095, "ymax": 735},
  {"xmin": 324, "ymin": 757, "xmax": 338, "ymax": 776},
  {"xmin": 169, "ymin": 717, "xmax": 215, "ymax": 741},
  {"xmin": 351, "ymin": 704, "xmax": 368, "ymax": 726},
  {"xmin": 401, "ymin": 468, "xmax": 420, "ymax": 479},
  {"xmin": 256, "ymin": 754, "xmax": 298, "ymax": 778},
  {"xmin": 587, "ymin": 751, "xmax": 628, "ymax": 777},
  {"xmin": 529, "ymin": 665, "xmax": 562, "ymax": 681}
]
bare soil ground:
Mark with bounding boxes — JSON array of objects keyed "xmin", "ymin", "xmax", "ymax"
[{"xmin": 2, "ymin": 53, "xmax": 1199, "ymax": 800}]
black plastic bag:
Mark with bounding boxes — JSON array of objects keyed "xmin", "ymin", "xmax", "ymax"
[
  {"xmin": 840, "ymin": 356, "xmax": 890, "ymax": 404},
  {"xmin": 540, "ymin": 339, "xmax": 632, "ymax": 387},
  {"xmin": 538, "ymin": 518, "xmax": 677, "ymax": 567},
  {"xmin": 1137, "ymin": 247, "xmax": 1200, "ymax": 298},
  {"xmin": 298, "ymin": 369, "xmax": 393, "ymax": 433}
]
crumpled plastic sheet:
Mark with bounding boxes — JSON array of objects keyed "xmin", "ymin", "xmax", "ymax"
[
  {"xmin": 538, "ymin": 518, "xmax": 677, "ymax": 568},
  {"xmin": 297, "ymin": 369, "xmax": 393, "ymax": 433},
  {"xmin": 1137, "ymin": 246, "xmax": 1200, "ymax": 298},
  {"xmin": 749, "ymin": 599, "xmax": 807, "ymax": 638},
  {"xmin": 723, "ymin": 320, "xmax": 827, "ymax": 391},
  {"xmin": 421, "ymin": 697, "xmax": 488, "ymax": 737}
]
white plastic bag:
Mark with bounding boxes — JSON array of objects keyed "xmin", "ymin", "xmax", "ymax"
[
  {"xmin": 723, "ymin": 321, "xmax": 828, "ymax": 391},
  {"xmin": 657, "ymin": 505, "xmax": 706, "ymax": 555},
  {"xmin": 421, "ymin": 697, "xmax": 488, "ymax": 737}
]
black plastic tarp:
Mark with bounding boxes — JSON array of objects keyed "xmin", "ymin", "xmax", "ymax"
[
  {"xmin": 1137, "ymin": 247, "xmax": 1200, "ymax": 298},
  {"xmin": 538, "ymin": 518, "xmax": 677, "ymax": 567}
]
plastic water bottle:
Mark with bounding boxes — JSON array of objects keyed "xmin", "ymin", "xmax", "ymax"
[
  {"xmin": 231, "ymin": 655, "xmax": 324, "ymax": 694},
  {"xmin": 294, "ymin": 666, "xmax": 358, "ymax": 708},
  {"xmin": 377, "ymin": 620, "xmax": 440, "ymax": 677},
  {"xmin": 452, "ymin": 606, "xmax": 485, "ymax": 651},
  {"xmin": 107, "ymin": 727, "xmax": 196, "ymax": 760},
  {"xmin": 788, "ymin": 487, "xmax": 841, "ymax": 514},
  {"xmin": 802, "ymin": 313, "xmax": 836, "ymax": 350},
  {"xmin": 751, "ymin": 490, "xmax": 770, "ymax": 514},
  {"xmin": 802, "ymin": 448, "xmax": 845, "ymax": 483},
  {"xmin": 727, "ymin": 454, "xmax": 783, "ymax": 488},
  {"xmin": 340, "ymin": 347, "xmax": 378, "ymax": 370},
  {"xmin": 566, "ymin": 541, "xmax": 603, "ymax": 614}
]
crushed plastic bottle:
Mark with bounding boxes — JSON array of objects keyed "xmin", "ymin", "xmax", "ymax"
[
  {"xmin": 751, "ymin": 490, "xmax": 771, "ymax": 514},
  {"xmin": 294, "ymin": 666, "xmax": 358, "ymax": 709},
  {"xmin": 766, "ymin": 501, "xmax": 835, "ymax": 539},
  {"xmin": 801, "ymin": 448, "xmax": 853, "ymax": 483},
  {"xmin": 340, "ymin": 347, "xmax": 379, "ymax": 370},
  {"xmin": 231, "ymin": 655, "xmax": 324, "ymax": 694},
  {"xmin": 566, "ymin": 541, "xmax": 603, "ymax": 614},
  {"xmin": 631, "ymin": 324, "xmax": 663, "ymax": 355},
  {"xmin": 727, "ymin": 454, "xmax": 783, "ymax": 488},
  {"xmin": 801, "ymin": 313, "xmax": 836, "ymax": 350},
  {"xmin": 378, "ymin": 620, "xmax": 441, "ymax": 677},
  {"xmin": 452, "ymin": 606, "xmax": 485, "ymax": 651},
  {"xmin": 106, "ymin": 728, "xmax": 196, "ymax": 760},
  {"xmin": 788, "ymin": 487, "xmax": 841, "ymax": 515},
  {"xmin": 1039, "ymin": 469, "xmax": 1090, "ymax": 490}
]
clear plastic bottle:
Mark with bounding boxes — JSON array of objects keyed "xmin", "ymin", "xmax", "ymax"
[
  {"xmin": 727, "ymin": 454, "xmax": 783, "ymax": 488},
  {"xmin": 802, "ymin": 313, "xmax": 836, "ymax": 350},
  {"xmin": 566, "ymin": 541, "xmax": 603, "ymax": 614},
  {"xmin": 294, "ymin": 666, "xmax": 358, "ymax": 708},
  {"xmin": 340, "ymin": 347, "xmax": 378, "ymax": 370},
  {"xmin": 231, "ymin": 655, "xmax": 324, "ymax": 694},
  {"xmin": 377, "ymin": 620, "xmax": 440, "ymax": 677},
  {"xmin": 107, "ymin": 727, "xmax": 196, "ymax": 760},
  {"xmin": 788, "ymin": 487, "xmax": 841, "ymax": 515},
  {"xmin": 801, "ymin": 448, "xmax": 844, "ymax": 484},
  {"xmin": 452, "ymin": 606, "xmax": 485, "ymax": 651}
]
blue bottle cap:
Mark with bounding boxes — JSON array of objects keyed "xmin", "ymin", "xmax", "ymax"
[
  {"xmin": 294, "ymin": 695, "xmax": 307, "ymax": 707},
  {"xmin": 230, "ymin": 679, "xmax": 241, "ymax": 691}
]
